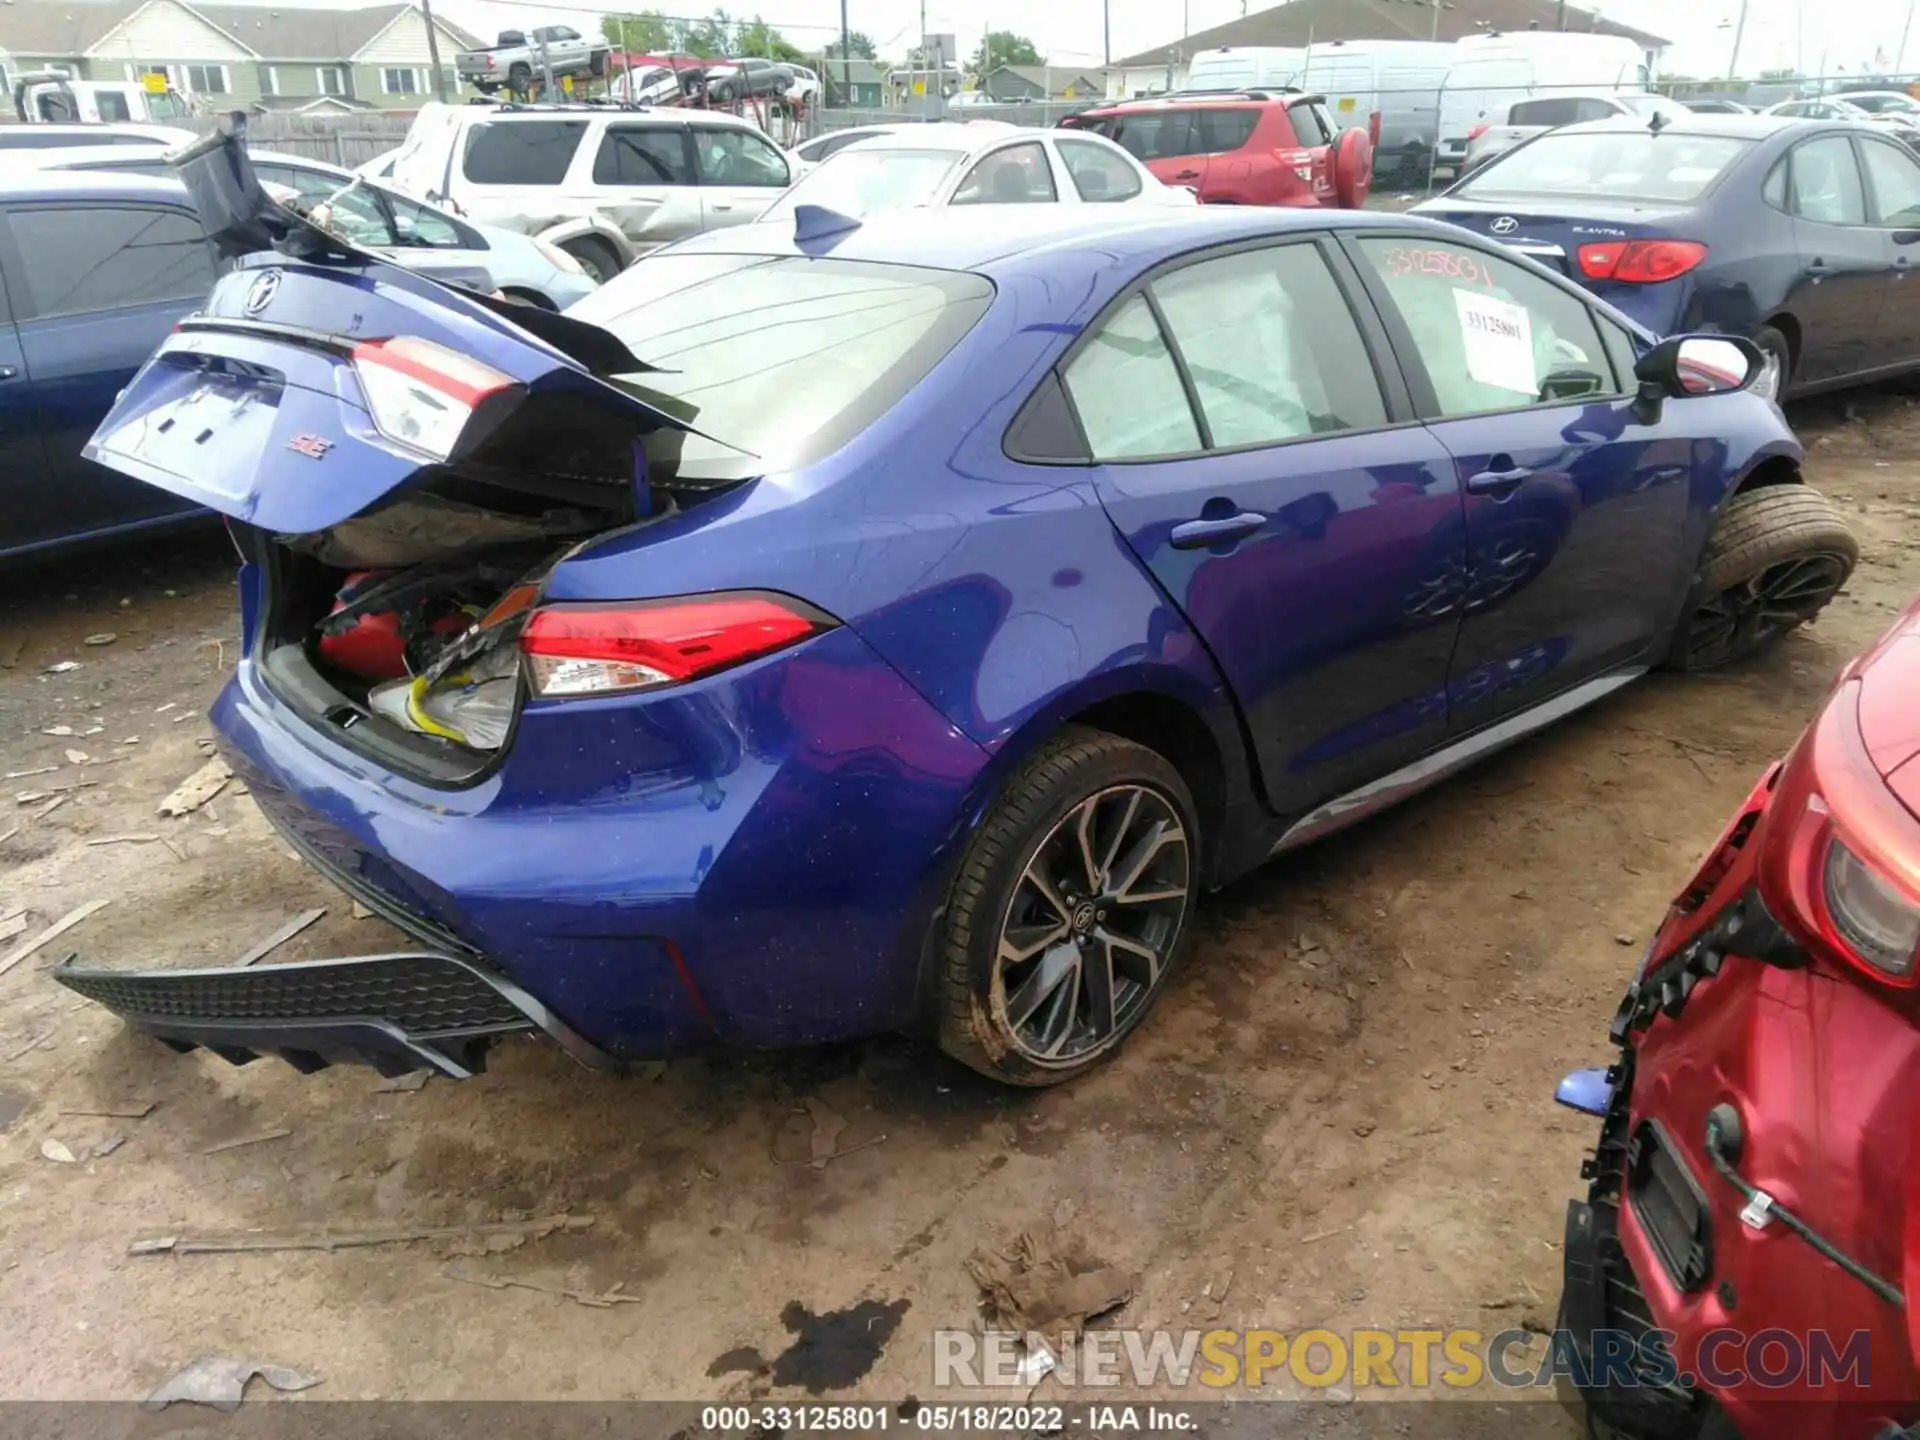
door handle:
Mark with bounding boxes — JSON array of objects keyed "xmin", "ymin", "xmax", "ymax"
[
  {"xmin": 1173, "ymin": 169, "xmax": 1202, "ymax": 180},
  {"xmin": 1806, "ymin": 257, "xmax": 1830, "ymax": 279},
  {"xmin": 1170, "ymin": 510, "xmax": 1266, "ymax": 549},
  {"xmin": 711, "ymin": 202, "xmax": 734, "ymax": 211},
  {"xmin": 1465, "ymin": 465, "xmax": 1533, "ymax": 495}
]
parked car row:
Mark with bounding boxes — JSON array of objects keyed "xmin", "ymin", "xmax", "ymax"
[{"xmin": 1417, "ymin": 112, "xmax": 1920, "ymax": 402}]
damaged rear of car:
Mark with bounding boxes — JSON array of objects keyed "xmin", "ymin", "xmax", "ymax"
[{"xmin": 57, "ymin": 122, "xmax": 999, "ymax": 1079}]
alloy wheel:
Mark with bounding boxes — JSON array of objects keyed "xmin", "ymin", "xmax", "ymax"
[
  {"xmin": 1686, "ymin": 552, "xmax": 1851, "ymax": 667},
  {"xmin": 992, "ymin": 784, "xmax": 1191, "ymax": 1066}
]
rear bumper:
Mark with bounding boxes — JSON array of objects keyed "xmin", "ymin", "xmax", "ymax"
[{"xmin": 53, "ymin": 949, "xmax": 605, "ymax": 1079}]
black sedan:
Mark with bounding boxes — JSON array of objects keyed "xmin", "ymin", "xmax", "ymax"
[{"xmin": 1415, "ymin": 114, "xmax": 1920, "ymax": 400}]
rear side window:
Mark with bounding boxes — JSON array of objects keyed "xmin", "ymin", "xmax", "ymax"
[
  {"xmin": 1103, "ymin": 108, "xmax": 1257, "ymax": 161},
  {"xmin": 1056, "ymin": 137, "xmax": 1143, "ymax": 202},
  {"xmin": 1788, "ymin": 136, "xmax": 1866, "ymax": 225},
  {"xmin": 594, "ymin": 125, "xmax": 693, "ymax": 184},
  {"xmin": 1151, "ymin": 244, "xmax": 1386, "ymax": 447},
  {"xmin": 96, "ymin": 93, "xmax": 132, "ymax": 122},
  {"xmin": 1062, "ymin": 295, "xmax": 1202, "ymax": 460},
  {"xmin": 691, "ymin": 126, "xmax": 790, "ymax": 186},
  {"xmin": 953, "ymin": 142, "xmax": 1056, "ymax": 204},
  {"xmin": 462, "ymin": 119, "xmax": 588, "ymax": 185},
  {"xmin": 1287, "ymin": 102, "xmax": 1329, "ymax": 147},
  {"xmin": 9, "ymin": 205, "xmax": 215, "ymax": 317}
]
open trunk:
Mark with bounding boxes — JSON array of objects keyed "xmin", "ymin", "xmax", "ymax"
[{"xmin": 83, "ymin": 124, "xmax": 737, "ymax": 784}]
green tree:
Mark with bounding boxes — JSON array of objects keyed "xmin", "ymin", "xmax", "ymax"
[
  {"xmin": 599, "ymin": 11, "xmax": 673, "ymax": 50},
  {"xmin": 736, "ymin": 15, "xmax": 805, "ymax": 63},
  {"xmin": 972, "ymin": 29, "xmax": 1042, "ymax": 74},
  {"xmin": 675, "ymin": 9, "xmax": 736, "ymax": 57},
  {"xmin": 823, "ymin": 30, "xmax": 878, "ymax": 60}
]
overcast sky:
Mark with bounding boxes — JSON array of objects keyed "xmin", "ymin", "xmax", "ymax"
[{"xmin": 434, "ymin": 0, "xmax": 1920, "ymax": 77}]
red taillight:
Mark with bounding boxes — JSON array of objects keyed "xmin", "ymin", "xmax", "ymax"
[
  {"xmin": 1576, "ymin": 239, "xmax": 1708, "ymax": 283},
  {"xmin": 1466, "ymin": 123, "xmax": 1490, "ymax": 141},
  {"xmin": 519, "ymin": 592, "xmax": 834, "ymax": 698},
  {"xmin": 350, "ymin": 336, "xmax": 514, "ymax": 460}
]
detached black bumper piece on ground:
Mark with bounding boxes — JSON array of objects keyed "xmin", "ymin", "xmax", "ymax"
[{"xmin": 53, "ymin": 951, "xmax": 573, "ymax": 1078}]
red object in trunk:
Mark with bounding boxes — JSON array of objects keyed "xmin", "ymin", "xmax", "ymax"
[
  {"xmin": 1573, "ymin": 592, "xmax": 1920, "ymax": 1438},
  {"xmin": 317, "ymin": 572, "xmax": 471, "ymax": 682}
]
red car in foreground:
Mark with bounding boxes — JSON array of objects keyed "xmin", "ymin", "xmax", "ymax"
[
  {"xmin": 1060, "ymin": 91, "xmax": 1373, "ymax": 209},
  {"xmin": 1561, "ymin": 597, "xmax": 1920, "ymax": 1438}
]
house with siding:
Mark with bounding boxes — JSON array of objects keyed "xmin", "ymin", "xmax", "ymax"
[
  {"xmin": 978, "ymin": 64, "xmax": 1104, "ymax": 102},
  {"xmin": 0, "ymin": 0, "xmax": 482, "ymax": 113}
]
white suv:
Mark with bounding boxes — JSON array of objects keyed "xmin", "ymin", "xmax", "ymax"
[{"xmin": 386, "ymin": 102, "xmax": 794, "ymax": 280}]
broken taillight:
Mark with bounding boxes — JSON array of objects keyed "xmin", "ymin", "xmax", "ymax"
[
  {"xmin": 519, "ymin": 592, "xmax": 835, "ymax": 698},
  {"xmin": 350, "ymin": 336, "xmax": 514, "ymax": 461}
]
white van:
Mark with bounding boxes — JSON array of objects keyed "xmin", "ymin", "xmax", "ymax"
[
  {"xmin": 1185, "ymin": 47, "xmax": 1309, "ymax": 94},
  {"xmin": 1297, "ymin": 39, "xmax": 1452, "ymax": 184},
  {"xmin": 1435, "ymin": 32, "xmax": 1651, "ymax": 173}
]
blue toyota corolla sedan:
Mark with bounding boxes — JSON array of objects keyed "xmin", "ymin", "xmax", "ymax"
[
  {"xmin": 59, "ymin": 137, "xmax": 1857, "ymax": 1086},
  {"xmin": 1415, "ymin": 113, "xmax": 1920, "ymax": 403}
]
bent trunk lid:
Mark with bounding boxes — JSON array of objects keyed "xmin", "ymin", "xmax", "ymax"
[{"xmin": 85, "ymin": 252, "xmax": 686, "ymax": 535}]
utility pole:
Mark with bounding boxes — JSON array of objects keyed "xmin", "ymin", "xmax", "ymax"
[
  {"xmin": 536, "ymin": 29, "xmax": 555, "ymax": 96},
  {"xmin": 419, "ymin": 0, "xmax": 447, "ymax": 101},
  {"xmin": 1556, "ymin": 0, "xmax": 1567, "ymax": 29},
  {"xmin": 1431, "ymin": 0, "xmax": 1441, "ymax": 42},
  {"xmin": 1103, "ymin": 0, "xmax": 1110, "ymax": 67},
  {"xmin": 839, "ymin": 0, "xmax": 851, "ymax": 109},
  {"xmin": 1900, "ymin": 0, "xmax": 1918, "ymax": 75},
  {"xmin": 1726, "ymin": 0, "xmax": 1749, "ymax": 80}
]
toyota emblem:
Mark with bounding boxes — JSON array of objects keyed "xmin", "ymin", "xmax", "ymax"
[
  {"xmin": 1490, "ymin": 216, "xmax": 1520, "ymax": 236},
  {"xmin": 244, "ymin": 268, "xmax": 283, "ymax": 316}
]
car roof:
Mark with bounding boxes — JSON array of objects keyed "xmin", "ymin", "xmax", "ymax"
[
  {"xmin": 0, "ymin": 144, "xmax": 348, "ymax": 178},
  {"xmin": 662, "ymin": 204, "xmax": 1471, "ymax": 275},
  {"xmin": 1544, "ymin": 113, "xmax": 1807, "ymax": 141},
  {"xmin": 449, "ymin": 101, "xmax": 769, "ymax": 132},
  {"xmin": 0, "ymin": 168, "xmax": 193, "ymax": 205},
  {"xmin": 823, "ymin": 121, "xmax": 1026, "ymax": 155}
]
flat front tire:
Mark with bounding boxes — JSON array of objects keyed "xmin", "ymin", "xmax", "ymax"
[
  {"xmin": 1666, "ymin": 485, "xmax": 1858, "ymax": 671},
  {"xmin": 934, "ymin": 727, "xmax": 1198, "ymax": 1087}
]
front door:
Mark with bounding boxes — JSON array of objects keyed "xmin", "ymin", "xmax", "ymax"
[
  {"xmin": 689, "ymin": 123, "xmax": 795, "ymax": 228},
  {"xmin": 1345, "ymin": 232, "xmax": 1697, "ymax": 735},
  {"xmin": 1781, "ymin": 133, "xmax": 1890, "ymax": 385},
  {"xmin": 1066, "ymin": 238, "xmax": 1470, "ymax": 816},
  {"xmin": 0, "ymin": 201, "xmax": 218, "ymax": 551},
  {"xmin": 1857, "ymin": 134, "xmax": 1920, "ymax": 372}
]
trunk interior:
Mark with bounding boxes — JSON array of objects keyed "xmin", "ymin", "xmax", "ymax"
[{"xmin": 241, "ymin": 390, "xmax": 711, "ymax": 786}]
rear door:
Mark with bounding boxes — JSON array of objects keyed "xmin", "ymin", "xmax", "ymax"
[
  {"xmin": 689, "ymin": 123, "xmax": 793, "ymax": 227},
  {"xmin": 0, "ymin": 200, "xmax": 218, "ymax": 551},
  {"xmin": 0, "ymin": 245, "xmax": 52, "ymax": 555},
  {"xmin": 1347, "ymin": 231, "xmax": 1695, "ymax": 732},
  {"xmin": 574, "ymin": 120, "xmax": 703, "ymax": 249},
  {"xmin": 1062, "ymin": 236, "xmax": 1470, "ymax": 816},
  {"xmin": 1781, "ymin": 132, "xmax": 1889, "ymax": 384},
  {"xmin": 1857, "ymin": 134, "xmax": 1920, "ymax": 371},
  {"xmin": 1096, "ymin": 109, "xmax": 1212, "ymax": 194},
  {"xmin": 1283, "ymin": 99, "xmax": 1338, "ymax": 203}
]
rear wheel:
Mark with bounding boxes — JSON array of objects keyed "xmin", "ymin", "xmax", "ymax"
[
  {"xmin": 1665, "ymin": 486, "xmax": 1857, "ymax": 671},
  {"xmin": 559, "ymin": 236, "xmax": 620, "ymax": 284},
  {"xmin": 935, "ymin": 728, "xmax": 1198, "ymax": 1087},
  {"xmin": 507, "ymin": 62, "xmax": 532, "ymax": 91}
]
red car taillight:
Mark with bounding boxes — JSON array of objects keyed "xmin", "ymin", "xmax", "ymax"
[
  {"xmin": 1576, "ymin": 240, "xmax": 1708, "ymax": 283},
  {"xmin": 520, "ymin": 592, "xmax": 834, "ymax": 698},
  {"xmin": 351, "ymin": 337, "xmax": 513, "ymax": 460},
  {"xmin": 1756, "ymin": 681, "xmax": 1920, "ymax": 986},
  {"xmin": 1466, "ymin": 123, "xmax": 1490, "ymax": 141}
]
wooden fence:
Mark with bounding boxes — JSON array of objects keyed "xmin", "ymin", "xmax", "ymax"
[{"xmin": 179, "ymin": 112, "xmax": 416, "ymax": 167}]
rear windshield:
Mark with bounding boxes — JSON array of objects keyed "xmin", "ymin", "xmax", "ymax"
[
  {"xmin": 1458, "ymin": 132, "xmax": 1754, "ymax": 202},
  {"xmin": 567, "ymin": 253, "xmax": 994, "ymax": 480},
  {"xmin": 462, "ymin": 119, "xmax": 587, "ymax": 185},
  {"xmin": 760, "ymin": 148, "xmax": 966, "ymax": 220}
]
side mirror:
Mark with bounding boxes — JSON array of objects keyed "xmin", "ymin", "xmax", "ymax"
[{"xmin": 1631, "ymin": 333, "xmax": 1765, "ymax": 423}]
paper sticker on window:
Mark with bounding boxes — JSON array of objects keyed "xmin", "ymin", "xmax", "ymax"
[{"xmin": 1453, "ymin": 288, "xmax": 1536, "ymax": 395}]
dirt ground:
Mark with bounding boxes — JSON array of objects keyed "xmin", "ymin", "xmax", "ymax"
[{"xmin": 2, "ymin": 384, "xmax": 1918, "ymax": 1423}]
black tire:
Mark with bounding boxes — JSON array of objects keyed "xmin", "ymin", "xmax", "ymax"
[
  {"xmin": 1664, "ymin": 485, "xmax": 1858, "ymax": 671},
  {"xmin": 934, "ymin": 726, "xmax": 1199, "ymax": 1087},
  {"xmin": 1749, "ymin": 323, "xmax": 1792, "ymax": 402},
  {"xmin": 559, "ymin": 235, "xmax": 621, "ymax": 285},
  {"xmin": 507, "ymin": 62, "xmax": 531, "ymax": 91},
  {"xmin": 588, "ymin": 50, "xmax": 608, "ymax": 77}
]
